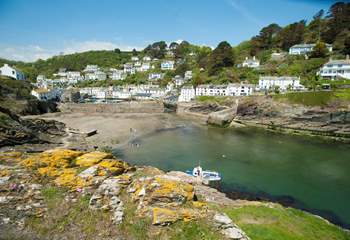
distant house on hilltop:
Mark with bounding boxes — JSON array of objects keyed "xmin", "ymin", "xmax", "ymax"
[
  {"xmin": 289, "ymin": 43, "xmax": 332, "ymax": 55},
  {"xmin": 0, "ymin": 64, "xmax": 25, "ymax": 80}
]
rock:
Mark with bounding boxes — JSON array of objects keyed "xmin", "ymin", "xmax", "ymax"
[
  {"xmin": 0, "ymin": 176, "xmax": 10, "ymax": 185},
  {"xmin": 98, "ymin": 159, "xmax": 128, "ymax": 176},
  {"xmin": 0, "ymin": 196, "xmax": 14, "ymax": 204},
  {"xmin": 130, "ymin": 176, "xmax": 194, "ymax": 207},
  {"xmin": 75, "ymin": 151, "xmax": 113, "ymax": 167},
  {"xmin": 208, "ymin": 108, "xmax": 236, "ymax": 126},
  {"xmin": 1, "ymin": 217, "xmax": 10, "ymax": 224},
  {"xmin": 213, "ymin": 213, "xmax": 250, "ymax": 240},
  {"xmin": 78, "ymin": 165, "xmax": 99, "ymax": 179},
  {"xmin": 152, "ymin": 207, "xmax": 179, "ymax": 226},
  {"xmin": 96, "ymin": 178, "xmax": 121, "ymax": 196},
  {"xmin": 152, "ymin": 207, "xmax": 197, "ymax": 226},
  {"xmin": 214, "ymin": 213, "xmax": 233, "ymax": 226},
  {"xmin": 89, "ymin": 194, "xmax": 103, "ymax": 209},
  {"xmin": 22, "ymin": 149, "xmax": 83, "ymax": 169}
]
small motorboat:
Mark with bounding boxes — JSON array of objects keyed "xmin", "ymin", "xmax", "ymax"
[{"xmin": 186, "ymin": 166, "xmax": 221, "ymax": 184}]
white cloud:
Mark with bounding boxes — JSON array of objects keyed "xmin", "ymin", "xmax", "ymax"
[{"xmin": 0, "ymin": 40, "xmax": 144, "ymax": 62}]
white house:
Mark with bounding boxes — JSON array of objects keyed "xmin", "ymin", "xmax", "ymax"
[
  {"xmin": 174, "ymin": 75, "xmax": 185, "ymax": 87},
  {"xmin": 0, "ymin": 64, "xmax": 25, "ymax": 80},
  {"xmin": 143, "ymin": 56, "xmax": 151, "ymax": 62},
  {"xmin": 161, "ymin": 61, "xmax": 175, "ymax": 70},
  {"xmin": 184, "ymin": 71, "xmax": 193, "ymax": 80},
  {"xmin": 289, "ymin": 43, "xmax": 333, "ymax": 55},
  {"xmin": 124, "ymin": 63, "xmax": 136, "ymax": 74},
  {"xmin": 110, "ymin": 69, "xmax": 126, "ymax": 80},
  {"xmin": 258, "ymin": 76, "xmax": 304, "ymax": 91},
  {"xmin": 196, "ymin": 84, "xmax": 227, "ymax": 96},
  {"xmin": 149, "ymin": 73, "xmax": 163, "ymax": 81},
  {"xmin": 318, "ymin": 57, "xmax": 350, "ymax": 80},
  {"xmin": 84, "ymin": 71, "xmax": 106, "ymax": 81},
  {"xmin": 141, "ymin": 62, "xmax": 151, "ymax": 72},
  {"xmin": 66, "ymin": 71, "xmax": 83, "ymax": 81},
  {"xmin": 227, "ymin": 83, "xmax": 254, "ymax": 96},
  {"xmin": 131, "ymin": 56, "xmax": 139, "ymax": 61},
  {"xmin": 83, "ymin": 65, "xmax": 100, "ymax": 72},
  {"xmin": 242, "ymin": 56, "xmax": 260, "ymax": 68},
  {"xmin": 31, "ymin": 88, "xmax": 61, "ymax": 101},
  {"xmin": 178, "ymin": 86, "xmax": 195, "ymax": 102}
]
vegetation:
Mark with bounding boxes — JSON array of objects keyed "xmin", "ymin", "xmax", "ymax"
[
  {"xmin": 0, "ymin": 2, "xmax": 349, "ymax": 88},
  {"xmin": 224, "ymin": 205, "xmax": 350, "ymax": 240},
  {"xmin": 273, "ymin": 89, "xmax": 350, "ymax": 106}
]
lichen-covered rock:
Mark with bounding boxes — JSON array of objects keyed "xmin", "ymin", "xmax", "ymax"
[
  {"xmin": 54, "ymin": 168, "xmax": 90, "ymax": 190},
  {"xmin": 75, "ymin": 151, "xmax": 113, "ymax": 167},
  {"xmin": 97, "ymin": 159, "xmax": 128, "ymax": 176},
  {"xmin": 152, "ymin": 207, "xmax": 179, "ymax": 226},
  {"xmin": 0, "ymin": 151, "xmax": 23, "ymax": 162},
  {"xmin": 131, "ymin": 176, "xmax": 194, "ymax": 208},
  {"xmin": 22, "ymin": 149, "xmax": 83, "ymax": 169},
  {"xmin": 152, "ymin": 207, "xmax": 196, "ymax": 226}
]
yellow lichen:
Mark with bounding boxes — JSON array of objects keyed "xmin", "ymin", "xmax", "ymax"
[
  {"xmin": 0, "ymin": 169, "xmax": 10, "ymax": 177},
  {"xmin": 152, "ymin": 207, "xmax": 179, "ymax": 225},
  {"xmin": 152, "ymin": 177, "xmax": 194, "ymax": 201},
  {"xmin": 37, "ymin": 166, "xmax": 60, "ymax": 177},
  {"xmin": 75, "ymin": 151, "xmax": 112, "ymax": 167},
  {"xmin": 22, "ymin": 149, "xmax": 83, "ymax": 169},
  {"xmin": 0, "ymin": 151, "xmax": 23, "ymax": 162},
  {"xmin": 98, "ymin": 159, "xmax": 128, "ymax": 176},
  {"xmin": 54, "ymin": 168, "xmax": 90, "ymax": 190},
  {"xmin": 192, "ymin": 201, "xmax": 207, "ymax": 208}
]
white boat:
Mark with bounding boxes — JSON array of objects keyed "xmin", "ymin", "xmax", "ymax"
[{"xmin": 186, "ymin": 166, "xmax": 221, "ymax": 183}]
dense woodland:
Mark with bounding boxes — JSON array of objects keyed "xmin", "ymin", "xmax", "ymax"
[{"xmin": 1, "ymin": 2, "xmax": 349, "ymax": 88}]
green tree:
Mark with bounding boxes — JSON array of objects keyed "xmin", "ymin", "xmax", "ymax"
[
  {"xmin": 310, "ymin": 41, "xmax": 329, "ymax": 58},
  {"xmin": 143, "ymin": 41, "xmax": 167, "ymax": 59},
  {"xmin": 276, "ymin": 20, "xmax": 306, "ymax": 50},
  {"xmin": 250, "ymin": 23, "xmax": 282, "ymax": 55},
  {"xmin": 322, "ymin": 2, "xmax": 350, "ymax": 43},
  {"xmin": 208, "ymin": 41, "xmax": 235, "ymax": 76},
  {"xmin": 343, "ymin": 36, "xmax": 350, "ymax": 55}
]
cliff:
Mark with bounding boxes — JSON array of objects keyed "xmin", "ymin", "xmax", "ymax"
[{"xmin": 0, "ymin": 149, "xmax": 349, "ymax": 240}]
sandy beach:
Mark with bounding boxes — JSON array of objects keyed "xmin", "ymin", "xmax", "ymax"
[{"xmin": 34, "ymin": 112, "xmax": 191, "ymax": 149}]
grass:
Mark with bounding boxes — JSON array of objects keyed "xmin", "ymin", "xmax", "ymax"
[
  {"xmin": 168, "ymin": 220, "xmax": 222, "ymax": 240},
  {"xmin": 27, "ymin": 187, "xmax": 116, "ymax": 239},
  {"xmin": 196, "ymin": 95, "xmax": 233, "ymax": 105},
  {"xmin": 224, "ymin": 205, "xmax": 350, "ymax": 240},
  {"xmin": 273, "ymin": 89, "xmax": 350, "ymax": 107}
]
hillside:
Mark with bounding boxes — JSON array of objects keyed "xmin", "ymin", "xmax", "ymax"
[{"xmin": 1, "ymin": 2, "xmax": 349, "ymax": 88}]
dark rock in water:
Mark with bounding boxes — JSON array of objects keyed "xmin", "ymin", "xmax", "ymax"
[{"xmin": 0, "ymin": 107, "xmax": 65, "ymax": 148}]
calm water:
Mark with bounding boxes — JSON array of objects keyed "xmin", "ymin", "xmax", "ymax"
[{"xmin": 114, "ymin": 123, "xmax": 350, "ymax": 227}]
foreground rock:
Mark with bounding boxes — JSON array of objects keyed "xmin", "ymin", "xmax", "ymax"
[{"xmin": 214, "ymin": 213, "xmax": 250, "ymax": 240}]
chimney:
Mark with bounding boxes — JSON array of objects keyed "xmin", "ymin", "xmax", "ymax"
[
  {"xmin": 253, "ymin": 56, "xmax": 256, "ymax": 60},
  {"xmin": 346, "ymin": 55, "xmax": 349, "ymax": 60},
  {"xmin": 245, "ymin": 57, "xmax": 248, "ymax": 60}
]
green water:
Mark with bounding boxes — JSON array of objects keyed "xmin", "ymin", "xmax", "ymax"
[{"xmin": 114, "ymin": 124, "xmax": 350, "ymax": 227}]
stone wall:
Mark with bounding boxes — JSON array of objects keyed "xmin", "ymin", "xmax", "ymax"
[{"xmin": 59, "ymin": 101, "xmax": 165, "ymax": 114}]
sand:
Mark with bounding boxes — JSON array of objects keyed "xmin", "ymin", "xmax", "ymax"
[{"xmin": 35, "ymin": 112, "xmax": 188, "ymax": 149}]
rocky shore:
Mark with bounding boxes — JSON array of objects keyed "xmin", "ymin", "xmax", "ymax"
[{"xmin": 177, "ymin": 96, "xmax": 350, "ymax": 143}]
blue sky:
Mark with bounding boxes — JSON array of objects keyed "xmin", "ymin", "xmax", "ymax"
[{"xmin": 0, "ymin": 0, "xmax": 339, "ymax": 62}]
